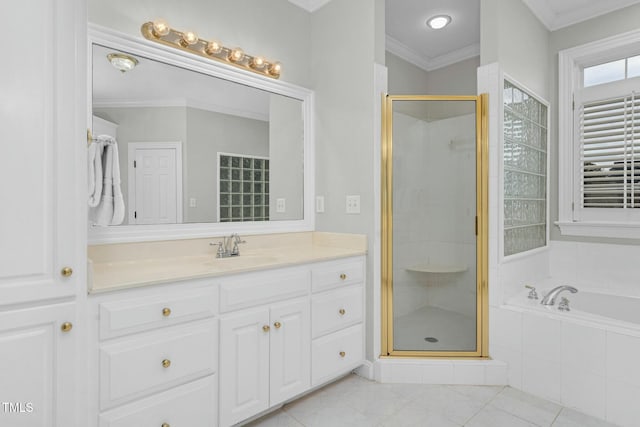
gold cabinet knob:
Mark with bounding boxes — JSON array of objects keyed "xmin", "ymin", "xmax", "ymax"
[
  {"xmin": 162, "ymin": 307, "xmax": 171, "ymax": 317},
  {"xmin": 339, "ymin": 308, "xmax": 346, "ymax": 315},
  {"xmin": 61, "ymin": 267, "xmax": 73, "ymax": 277},
  {"xmin": 161, "ymin": 423, "xmax": 170, "ymax": 427},
  {"xmin": 263, "ymin": 325, "xmax": 270, "ymax": 332},
  {"xmin": 60, "ymin": 322, "xmax": 73, "ymax": 332},
  {"xmin": 339, "ymin": 351, "xmax": 346, "ymax": 358},
  {"xmin": 339, "ymin": 273, "xmax": 347, "ymax": 280},
  {"xmin": 274, "ymin": 321, "xmax": 282, "ymax": 329},
  {"xmin": 162, "ymin": 359, "xmax": 171, "ymax": 368}
]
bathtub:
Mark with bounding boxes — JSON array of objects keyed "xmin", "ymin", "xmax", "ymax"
[
  {"xmin": 508, "ymin": 286, "xmax": 640, "ymax": 331},
  {"xmin": 498, "ymin": 284, "xmax": 640, "ymax": 425}
]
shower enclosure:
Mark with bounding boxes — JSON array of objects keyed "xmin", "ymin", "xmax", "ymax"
[{"xmin": 381, "ymin": 95, "xmax": 488, "ymax": 357}]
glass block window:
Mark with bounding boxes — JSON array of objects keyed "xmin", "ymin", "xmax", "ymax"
[
  {"xmin": 218, "ymin": 153, "xmax": 269, "ymax": 222},
  {"xmin": 503, "ymin": 80, "xmax": 548, "ymax": 256}
]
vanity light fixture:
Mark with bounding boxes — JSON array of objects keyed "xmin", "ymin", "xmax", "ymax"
[
  {"xmin": 426, "ymin": 14, "xmax": 451, "ymax": 30},
  {"xmin": 141, "ymin": 19, "xmax": 282, "ymax": 79},
  {"xmin": 106, "ymin": 53, "xmax": 139, "ymax": 73}
]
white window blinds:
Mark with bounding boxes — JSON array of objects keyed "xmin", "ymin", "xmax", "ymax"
[{"xmin": 580, "ymin": 92, "xmax": 640, "ymax": 209}]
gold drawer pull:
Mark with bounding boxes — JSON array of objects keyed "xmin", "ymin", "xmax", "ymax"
[
  {"xmin": 339, "ymin": 273, "xmax": 347, "ymax": 280},
  {"xmin": 274, "ymin": 321, "xmax": 282, "ymax": 329},
  {"xmin": 61, "ymin": 267, "xmax": 73, "ymax": 277},
  {"xmin": 339, "ymin": 351, "xmax": 346, "ymax": 358},
  {"xmin": 263, "ymin": 325, "xmax": 270, "ymax": 332},
  {"xmin": 61, "ymin": 322, "xmax": 73, "ymax": 332},
  {"xmin": 162, "ymin": 359, "xmax": 171, "ymax": 368},
  {"xmin": 162, "ymin": 423, "xmax": 170, "ymax": 427},
  {"xmin": 339, "ymin": 308, "xmax": 346, "ymax": 315},
  {"xmin": 162, "ymin": 307, "xmax": 171, "ymax": 317}
]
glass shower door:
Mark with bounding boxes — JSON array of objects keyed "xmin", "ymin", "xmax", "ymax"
[{"xmin": 381, "ymin": 95, "xmax": 488, "ymax": 357}]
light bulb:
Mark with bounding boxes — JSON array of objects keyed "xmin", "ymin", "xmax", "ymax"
[
  {"xmin": 251, "ymin": 56, "xmax": 265, "ymax": 68},
  {"xmin": 426, "ymin": 15, "xmax": 451, "ymax": 30},
  {"xmin": 181, "ymin": 31, "xmax": 199, "ymax": 46},
  {"xmin": 229, "ymin": 48, "xmax": 245, "ymax": 62},
  {"xmin": 268, "ymin": 62, "xmax": 282, "ymax": 77},
  {"xmin": 205, "ymin": 40, "xmax": 222, "ymax": 55},
  {"xmin": 152, "ymin": 19, "xmax": 170, "ymax": 37}
]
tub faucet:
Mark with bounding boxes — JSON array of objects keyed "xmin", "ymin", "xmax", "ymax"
[{"xmin": 540, "ymin": 285, "xmax": 578, "ymax": 306}]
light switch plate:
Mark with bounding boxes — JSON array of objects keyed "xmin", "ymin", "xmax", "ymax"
[
  {"xmin": 316, "ymin": 196, "xmax": 325, "ymax": 213},
  {"xmin": 276, "ymin": 198, "xmax": 286, "ymax": 213}
]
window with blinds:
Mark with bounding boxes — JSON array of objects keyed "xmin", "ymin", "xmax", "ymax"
[{"xmin": 580, "ymin": 93, "xmax": 639, "ymax": 209}]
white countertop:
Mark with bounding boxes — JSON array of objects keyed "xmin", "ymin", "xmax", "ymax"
[{"xmin": 88, "ymin": 232, "xmax": 367, "ymax": 293}]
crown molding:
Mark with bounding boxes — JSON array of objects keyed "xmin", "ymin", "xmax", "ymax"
[
  {"xmin": 523, "ymin": 0, "xmax": 640, "ymax": 31},
  {"xmin": 386, "ymin": 35, "xmax": 479, "ymax": 72},
  {"xmin": 93, "ymin": 98, "xmax": 268, "ymax": 121},
  {"xmin": 287, "ymin": 0, "xmax": 332, "ymax": 13}
]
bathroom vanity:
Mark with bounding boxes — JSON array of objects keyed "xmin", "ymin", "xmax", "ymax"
[{"xmin": 87, "ymin": 232, "xmax": 366, "ymax": 426}]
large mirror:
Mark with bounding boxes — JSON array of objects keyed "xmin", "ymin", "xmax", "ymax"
[{"xmin": 88, "ymin": 26, "xmax": 313, "ymax": 243}]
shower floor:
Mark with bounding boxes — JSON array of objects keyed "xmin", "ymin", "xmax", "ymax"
[{"xmin": 393, "ymin": 305, "xmax": 476, "ymax": 351}]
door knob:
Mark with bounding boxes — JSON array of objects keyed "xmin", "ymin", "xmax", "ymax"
[
  {"xmin": 61, "ymin": 322, "xmax": 73, "ymax": 332},
  {"xmin": 61, "ymin": 267, "xmax": 73, "ymax": 277},
  {"xmin": 274, "ymin": 321, "xmax": 282, "ymax": 329},
  {"xmin": 263, "ymin": 325, "xmax": 270, "ymax": 332}
]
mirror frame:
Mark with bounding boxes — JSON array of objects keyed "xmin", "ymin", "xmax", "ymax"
[{"xmin": 88, "ymin": 24, "xmax": 314, "ymax": 244}]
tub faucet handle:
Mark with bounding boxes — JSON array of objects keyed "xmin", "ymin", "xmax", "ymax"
[
  {"xmin": 525, "ymin": 285, "xmax": 538, "ymax": 300},
  {"xmin": 558, "ymin": 297, "xmax": 570, "ymax": 312}
]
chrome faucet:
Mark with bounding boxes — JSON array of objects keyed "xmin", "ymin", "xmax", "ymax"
[
  {"xmin": 540, "ymin": 285, "xmax": 578, "ymax": 306},
  {"xmin": 210, "ymin": 233, "xmax": 246, "ymax": 258}
]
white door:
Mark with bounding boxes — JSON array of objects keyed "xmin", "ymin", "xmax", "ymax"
[
  {"xmin": 269, "ymin": 298, "xmax": 311, "ymax": 406},
  {"xmin": 219, "ymin": 308, "xmax": 270, "ymax": 426},
  {"xmin": 129, "ymin": 143, "xmax": 182, "ymax": 224},
  {"xmin": 0, "ymin": 303, "xmax": 77, "ymax": 427}
]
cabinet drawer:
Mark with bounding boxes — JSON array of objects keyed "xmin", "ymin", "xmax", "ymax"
[
  {"xmin": 312, "ymin": 285, "xmax": 363, "ymax": 338},
  {"xmin": 99, "ymin": 288, "xmax": 217, "ymax": 340},
  {"xmin": 99, "ymin": 319, "xmax": 217, "ymax": 410},
  {"xmin": 219, "ymin": 267, "xmax": 310, "ymax": 313},
  {"xmin": 99, "ymin": 375, "xmax": 217, "ymax": 427},
  {"xmin": 311, "ymin": 324, "xmax": 363, "ymax": 386},
  {"xmin": 311, "ymin": 258, "xmax": 364, "ymax": 293}
]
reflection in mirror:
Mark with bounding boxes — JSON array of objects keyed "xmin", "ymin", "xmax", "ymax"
[{"xmin": 91, "ymin": 43, "xmax": 304, "ymax": 227}]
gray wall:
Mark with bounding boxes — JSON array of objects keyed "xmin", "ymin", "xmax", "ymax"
[{"xmin": 312, "ymin": 0, "xmax": 384, "ymax": 361}]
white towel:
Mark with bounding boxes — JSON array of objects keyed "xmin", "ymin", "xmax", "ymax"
[
  {"xmin": 87, "ymin": 140, "xmax": 104, "ymax": 207},
  {"xmin": 91, "ymin": 135, "xmax": 125, "ymax": 226}
]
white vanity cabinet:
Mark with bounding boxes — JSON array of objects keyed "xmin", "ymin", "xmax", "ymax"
[
  {"xmin": 218, "ymin": 268, "xmax": 311, "ymax": 426},
  {"xmin": 89, "ymin": 283, "xmax": 219, "ymax": 427},
  {"xmin": 218, "ymin": 256, "xmax": 365, "ymax": 426}
]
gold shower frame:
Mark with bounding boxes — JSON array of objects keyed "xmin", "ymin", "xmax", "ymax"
[{"xmin": 381, "ymin": 94, "xmax": 489, "ymax": 358}]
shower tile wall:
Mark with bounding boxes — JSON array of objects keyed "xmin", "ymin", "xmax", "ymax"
[{"xmin": 392, "ymin": 112, "xmax": 477, "ymax": 319}]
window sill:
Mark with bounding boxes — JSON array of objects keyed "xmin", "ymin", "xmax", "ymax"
[{"xmin": 555, "ymin": 221, "xmax": 640, "ymax": 239}]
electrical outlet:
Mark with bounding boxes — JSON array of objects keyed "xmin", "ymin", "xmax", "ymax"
[
  {"xmin": 189, "ymin": 197, "xmax": 197, "ymax": 207},
  {"xmin": 346, "ymin": 195, "xmax": 360, "ymax": 214},
  {"xmin": 276, "ymin": 198, "xmax": 286, "ymax": 213},
  {"xmin": 316, "ymin": 196, "xmax": 325, "ymax": 213}
]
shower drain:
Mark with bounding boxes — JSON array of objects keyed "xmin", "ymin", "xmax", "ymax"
[{"xmin": 424, "ymin": 337, "xmax": 439, "ymax": 343}]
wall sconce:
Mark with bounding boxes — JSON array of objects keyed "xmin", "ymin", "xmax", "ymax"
[{"xmin": 141, "ymin": 19, "xmax": 282, "ymax": 79}]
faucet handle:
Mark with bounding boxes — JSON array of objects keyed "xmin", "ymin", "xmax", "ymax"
[
  {"xmin": 558, "ymin": 297, "xmax": 570, "ymax": 312},
  {"xmin": 210, "ymin": 241, "xmax": 226, "ymax": 258},
  {"xmin": 524, "ymin": 285, "xmax": 538, "ymax": 300}
]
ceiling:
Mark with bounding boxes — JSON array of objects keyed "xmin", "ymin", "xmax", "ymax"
[{"xmin": 290, "ymin": 0, "xmax": 640, "ymax": 72}]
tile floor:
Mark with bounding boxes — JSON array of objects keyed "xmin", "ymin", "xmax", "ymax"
[{"xmin": 244, "ymin": 374, "xmax": 619, "ymax": 427}]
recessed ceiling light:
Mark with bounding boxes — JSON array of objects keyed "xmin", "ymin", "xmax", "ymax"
[
  {"xmin": 426, "ymin": 15, "xmax": 451, "ymax": 30},
  {"xmin": 107, "ymin": 53, "xmax": 139, "ymax": 73}
]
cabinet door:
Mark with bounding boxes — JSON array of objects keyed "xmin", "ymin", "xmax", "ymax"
[
  {"xmin": 0, "ymin": 0, "xmax": 85, "ymax": 305},
  {"xmin": 0, "ymin": 303, "xmax": 76, "ymax": 427},
  {"xmin": 219, "ymin": 308, "xmax": 270, "ymax": 426},
  {"xmin": 269, "ymin": 298, "xmax": 311, "ymax": 406}
]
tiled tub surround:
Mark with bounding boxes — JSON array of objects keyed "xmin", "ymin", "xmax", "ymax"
[
  {"xmin": 87, "ymin": 232, "xmax": 366, "ymax": 292},
  {"xmin": 492, "ymin": 240, "xmax": 640, "ymax": 427}
]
